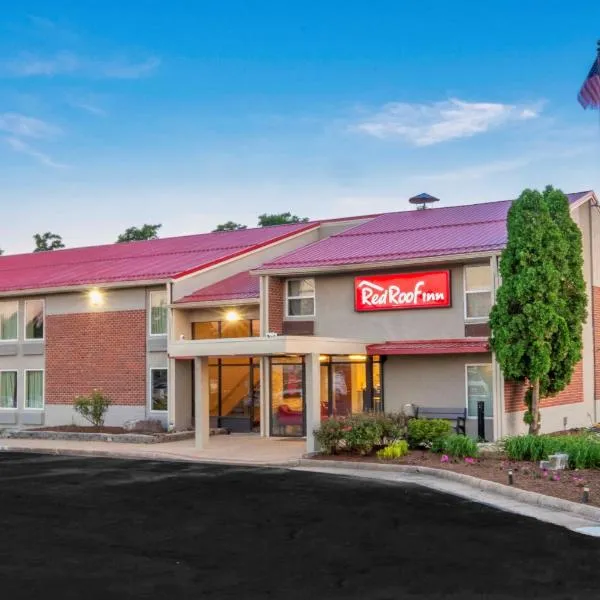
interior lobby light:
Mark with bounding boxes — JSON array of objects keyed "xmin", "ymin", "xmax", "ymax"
[
  {"xmin": 349, "ymin": 355, "xmax": 367, "ymax": 361},
  {"xmin": 225, "ymin": 310, "xmax": 241, "ymax": 322},
  {"xmin": 88, "ymin": 288, "xmax": 104, "ymax": 307}
]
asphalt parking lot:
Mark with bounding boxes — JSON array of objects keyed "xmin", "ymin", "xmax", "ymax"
[{"xmin": 0, "ymin": 452, "xmax": 598, "ymax": 599}]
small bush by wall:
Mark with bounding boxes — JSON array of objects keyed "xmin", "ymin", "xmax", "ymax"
[{"xmin": 407, "ymin": 419, "xmax": 452, "ymax": 449}]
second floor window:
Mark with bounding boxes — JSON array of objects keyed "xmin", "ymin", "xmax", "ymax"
[
  {"xmin": 25, "ymin": 299, "xmax": 44, "ymax": 340},
  {"xmin": 0, "ymin": 301, "xmax": 18, "ymax": 341},
  {"xmin": 286, "ymin": 278, "xmax": 315, "ymax": 317},
  {"xmin": 150, "ymin": 291, "xmax": 168, "ymax": 335},
  {"xmin": 464, "ymin": 265, "xmax": 492, "ymax": 320}
]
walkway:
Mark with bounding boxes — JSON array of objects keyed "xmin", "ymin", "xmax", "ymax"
[{"xmin": 0, "ymin": 434, "xmax": 305, "ymax": 466}]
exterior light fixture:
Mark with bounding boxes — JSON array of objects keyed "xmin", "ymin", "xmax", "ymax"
[
  {"xmin": 225, "ymin": 310, "xmax": 241, "ymax": 322},
  {"xmin": 88, "ymin": 288, "xmax": 104, "ymax": 307}
]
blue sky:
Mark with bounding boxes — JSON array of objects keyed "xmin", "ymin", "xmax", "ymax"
[{"xmin": 1, "ymin": 1, "xmax": 600, "ymax": 253}]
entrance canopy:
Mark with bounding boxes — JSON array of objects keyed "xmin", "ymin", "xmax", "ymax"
[{"xmin": 169, "ymin": 335, "xmax": 368, "ymax": 358}]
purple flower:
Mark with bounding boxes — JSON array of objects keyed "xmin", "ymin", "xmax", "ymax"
[
  {"xmin": 464, "ymin": 457, "xmax": 475, "ymax": 464},
  {"xmin": 440, "ymin": 455, "xmax": 449, "ymax": 463}
]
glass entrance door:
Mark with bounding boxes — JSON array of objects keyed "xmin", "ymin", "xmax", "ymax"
[{"xmin": 270, "ymin": 357, "xmax": 305, "ymax": 437}]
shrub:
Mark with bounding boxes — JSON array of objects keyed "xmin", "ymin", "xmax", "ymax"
[
  {"xmin": 407, "ymin": 418, "xmax": 452, "ymax": 449},
  {"xmin": 439, "ymin": 434, "xmax": 479, "ymax": 459},
  {"xmin": 504, "ymin": 434, "xmax": 600, "ymax": 469},
  {"xmin": 314, "ymin": 418, "xmax": 345, "ymax": 455},
  {"xmin": 74, "ymin": 389, "xmax": 111, "ymax": 427},
  {"xmin": 343, "ymin": 415, "xmax": 384, "ymax": 455},
  {"xmin": 377, "ymin": 440, "xmax": 409, "ymax": 460},
  {"xmin": 371, "ymin": 411, "xmax": 407, "ymax": 442}
]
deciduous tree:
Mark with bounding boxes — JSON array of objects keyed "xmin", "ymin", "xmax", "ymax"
[
  {"xmin": 116, "ymin": 224, "xmax": 162, "ymax": 243},
  {"xmin": 33, "ymin": 232, "xmax": 65, "ymax": 252}
]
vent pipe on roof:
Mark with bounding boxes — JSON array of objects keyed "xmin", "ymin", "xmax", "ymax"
[{"xmin": 409, "ymin": 193, "xmax": 440, "ymax": 210}]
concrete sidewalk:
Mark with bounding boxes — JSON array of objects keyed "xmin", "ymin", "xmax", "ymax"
[{"xmin": 0, "ymin": 434, "xmax": 305, "ymax": 466}]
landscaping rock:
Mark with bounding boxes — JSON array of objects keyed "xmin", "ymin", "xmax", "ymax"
[{"xmin": 123, "ymin": 419, "xmax": 165, "ymax": 433}]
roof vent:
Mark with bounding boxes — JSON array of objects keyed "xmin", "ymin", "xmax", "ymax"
[{"xmin": 409, "ymin": 193, "xmax": 440, "ymax": 210}]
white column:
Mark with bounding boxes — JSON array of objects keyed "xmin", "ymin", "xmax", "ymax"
[
  {"xmin": 305, "ymin": 352, "xmax": 321, "ymax": 454},
  {"xmin": 259, "ymin": 356, "xmax": 270, "ymax": 437},
  {"xmin": 194, "ymin": 357, "xmax": 210, "ymax": 449},
  {"xmin": 490, "ymin": 253, "xmax": 503, "ymax": 441},
  {"xmin": 167, "ymin": 357, "xmax": 177, "ymax": 431}
]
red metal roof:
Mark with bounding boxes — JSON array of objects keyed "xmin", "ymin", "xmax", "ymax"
[
  {"xmin": 176, "ymin": 271, "xmax": 259, "ymax": 304},
  {"xmin": 367, "ymin": 338, "xmax": 490, "ymax": 355},
  {"xmin": 0, "ymin": 223, "xmax": 316, "ymax": 293},
  {"xmin": 258, "ymin": 191, "xmax": 592, "ymax": 272}
]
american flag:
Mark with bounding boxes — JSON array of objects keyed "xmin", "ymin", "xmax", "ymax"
[{"xmin": 578, "ymin": 55, "xmax": 600, "ymax": 109}]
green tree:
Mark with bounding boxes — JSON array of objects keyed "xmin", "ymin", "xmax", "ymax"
[
  {"xmin": 490, "ymin": 187, "xmax": 586, "ymax": 434},
  {"xmin": 116, "ymin": 224, "xmax": 162, "ymax": 243},
  {"xmin": 257, "ymin": 212, "xmax": 309, "ymax": 227},
  {"xmin": 33, "ymin": 232, "xmax": 65, "ymax": 252},
  {"xmin": 212, "ymin": 221, "xmax": 248, "ymax": 232}
]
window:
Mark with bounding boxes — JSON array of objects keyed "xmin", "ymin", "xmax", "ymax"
[
  {"xmin": 25, "ymin": 370, "xmax": 44, "ymax": 409},
  {"xmin": 286, "ymin": 279, "xmax": 315, "ymax": 317},
  {"xmin": 466, "ymin": 364, "xmax": 493, "ymax": 418},
  {"xmin": 192, "ymin": 319, "xmax": 260, "ymax": 340},
  {"xmin": 0, "ymin": 371, "xmax": 17, "ymax": 409},
  {"xmin": 464, "ymin": 265, "xmax": 492, "ymax": 320},
  {"xmin": 150, "ymin": 291, "xmax": 168, "ymax": 335},
  {"xmin": 25, "ymin": 299, "xmax": 44, "ymax": 340},
  {"xmin": 0, "ymin": 301, "xmax": 18, "ymax": 341},
  {"xmin": 151, "ymin": 368, "xmax": 168, "ymax": 411}
]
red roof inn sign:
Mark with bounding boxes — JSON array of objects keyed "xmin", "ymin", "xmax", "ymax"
[{"xmin": 355, "ymin": 271, "xmax": 451, "ymax": 312}]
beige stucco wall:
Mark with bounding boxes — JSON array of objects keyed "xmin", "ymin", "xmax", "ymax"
[
  {"xmin": 45, "ymin": 287, "xmax": 150, "ymax": 315},
  {"xmin": 384, "ymin": 353, "xmax": 494, "ymax": 439},
  {"xmin": 311, "ymin": 263, "xmax": 479, "ymax": 341}
]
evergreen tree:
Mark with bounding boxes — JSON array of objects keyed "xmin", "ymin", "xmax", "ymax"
[{"xmin": 490, "ymin": 188, "xmax": 586, "ymax": 434}]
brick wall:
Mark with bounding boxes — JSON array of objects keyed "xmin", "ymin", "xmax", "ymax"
[
  {"xmin": 504, "ymin": 361, "xmax": 584, "ymax": 412},
  {"xmin": 46, "ymin": 310, "xmax": 146, "ymax": 406},
  {"xmin": 594, "ymin": 286, "xmax": 600, "ymax": 401},
  {"xmin": 267, "ymin": 276, "xmax": 284, "ymax": 334}
]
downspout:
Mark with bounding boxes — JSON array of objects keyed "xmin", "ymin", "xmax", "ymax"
[
  {"xmin": 589, "ymin": 202, "xmax": 598, "ymax": 425},
  {"xmin": 490, "ymin": 253, "xmax": 503, "ymax": 440}
]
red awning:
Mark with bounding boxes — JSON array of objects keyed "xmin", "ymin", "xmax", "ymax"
[{"xmin": 367, "ymin": 338, "xmax": 489, "ymax": 356}]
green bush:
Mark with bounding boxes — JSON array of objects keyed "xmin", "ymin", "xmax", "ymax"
[
  {"xmin": 314, "ymin": 412, "xmax": 408, "ymax": 455},
  {"xmin": 343, "ymin": 415, "xmax": 384, "ymax": 455},
  {"xmin": 504, "ymin": 434, "xmax": 600, "ymax": 469},
  {"xmin": 313, "ymin": 418, "xmax": 345, "ymax": 455},
  {"xmin": 407, "ymin": 418, "xmax": 452, "ymax": 449},
  {"xmin": 377, "ymin": 440, "xmax": 409, "ymax": 460},
  {"xmin": 74, "ymin": 389, "xmax": 111, "ymax": 427},
  {"xmin": 439, "ymin": 434, "xmax": 479, "ymax": 458}
]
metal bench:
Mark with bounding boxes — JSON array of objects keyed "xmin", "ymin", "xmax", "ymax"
[{"xmin": 414, "ymin": 406, "xmax": 467, "ymax": 435}]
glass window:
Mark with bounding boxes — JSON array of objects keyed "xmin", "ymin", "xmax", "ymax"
[
  {"xmin": 151, "ymin": 369, "xmax": 168, "ymax": 411},
  {"xmin": 0, "ymin": 301, "xmax": 18, "ymax": 341},
  {"xmin": 0, "ymin": 371, "xmax": 17, "ymax": 409},
  {"xmin": 25, "ymin": 370, "xmax": 44, "ymax": 409},
  {"xmin": 466, "ymin": 365, "xmax": 493, "ymax": 418},
  {"xmin": 251, "ymin": 319, "xmax": 260, "ymax": 337},
  {"xmin": 331, "ymin": 362, "xmax": 367, "ymax": 416},
  {"xmin": 270, "ymin": 358, "xmax": 304, "ymax": 437},
  {"xmin": 193, "ymin": 321, "xmax": 220, "ymax": 339},
  {"xmin": 221, "ymin": 319, "xmax": 251, "ymax": 339},
  {"xmin": 25, "ymin": 299, "xmax": 44, "ymax": 340},
  {"xmin": 150, "ymin": 291, "xmax": 168, "ymax": 335},
  {"xmin": 465, "ymin": 265, "xmax": 492, "ymax": 320},
  {"xmin": 286, "ymin": 279, "xmax": 315, "ymax": 317}
]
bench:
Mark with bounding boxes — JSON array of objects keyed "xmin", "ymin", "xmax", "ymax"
[{"xmin": 414, "ymin": 406, "xmax": 467, "ymax": 435}]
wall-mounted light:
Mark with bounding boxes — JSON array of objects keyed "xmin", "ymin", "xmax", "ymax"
[
  {"xmin": 88, "ymin": 288, "xmax": 104, "ymax": 307},
  {"xmin": 225, "ymin": 310, "xmax": 241, "ymax": 322}
]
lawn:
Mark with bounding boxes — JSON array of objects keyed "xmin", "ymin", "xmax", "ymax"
[{"xmin": 0, "ymin": 453, "xmax": 598, "ymax": 599}]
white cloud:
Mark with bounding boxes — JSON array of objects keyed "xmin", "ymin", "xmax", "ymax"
[
  {"xmin": 67, "ymin": 98, "xmax": 107, "ymax": 116},
  {"xmin": 353, "ymin": 98, "xmax": 541, "ymax": 145},
  {"xmin": 3, "ymin": 52, "xmax": 161, "ymax": 79},
  {"xmin": 4, "ymin": 137, "xmax": 67, "ymax": 168},
  {"xmin": 0, "ymin": 112, "xmax": 61, "ymax": 138}
]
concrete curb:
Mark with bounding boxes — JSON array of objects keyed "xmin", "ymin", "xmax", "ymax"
[
  {"xmin": 298, "ymin": 459, "xmax": 600, "ymax": 522},
  {"xmin": 0, "ymin": 430, "xmax": 195, "ymax": 444},
  {"xmin": 0, "ymin": 445, "xmax": 302, "ymax": 468}
]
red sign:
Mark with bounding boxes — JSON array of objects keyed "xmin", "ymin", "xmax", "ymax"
[{"xmin": 355, "ymin": 271, "xmax": 451, "ymax": 312}]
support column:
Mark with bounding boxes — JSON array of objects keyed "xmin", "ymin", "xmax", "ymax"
[
  {"xmin": 167, "ymin": 357, "xmax": 177, "ymax": 431},
  {"xmin": 194, "ymin": 357, "xmax": 210, "ymax": 449},
  {"xmin": 259, "ymin": 356, "xmax": 270, "ymax": 437},
  {"xmin": 305, "ymin": 352, "xmax": 321, "ymax": 454}
]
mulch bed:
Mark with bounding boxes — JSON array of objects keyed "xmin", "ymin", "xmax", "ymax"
[
  {"xmin": 313, "ymin": 451, "xmax": 600, "ymax": 507},
  {"xmin": 33, "ymin": 426, "xmax": 159, "ymax": 435}
]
